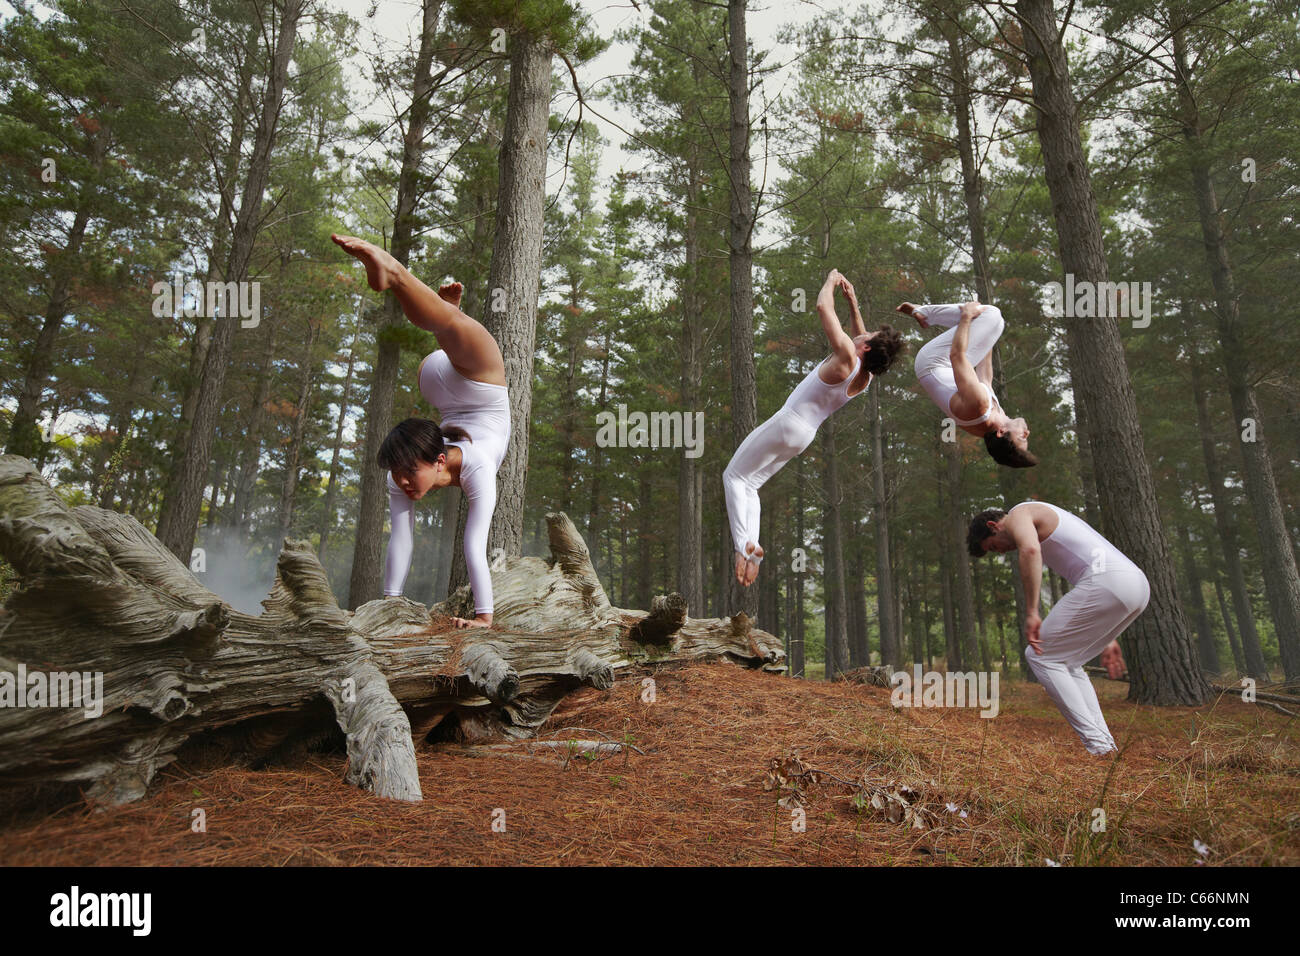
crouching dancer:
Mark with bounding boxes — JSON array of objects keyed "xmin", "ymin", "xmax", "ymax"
[{"xmin": 967, "ymin": 501, "xmax": 1149, "ymax": 755}]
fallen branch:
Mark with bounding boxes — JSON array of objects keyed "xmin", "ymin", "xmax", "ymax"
[{"xmin": 0, "ymin": 454, "xmax": 784, "ymax": 807}]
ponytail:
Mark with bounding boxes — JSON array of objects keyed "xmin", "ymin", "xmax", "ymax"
[{"xmin": 378, "ymin": 417, "xmax": 472, "ymax": 476}]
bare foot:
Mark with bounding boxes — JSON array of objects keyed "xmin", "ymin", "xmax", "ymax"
[
  {"xmin": 896, "ymin": 302, "xmax": 928, "ymax": 328},
  {"xmin": 742, "ymin": 543, "xmax": 764, "ymax": 587},
  {"xmin": 438, "ymin": 281, "xmax": 463, "ymax": 308},
  {"xmin": 331, "ymin": 233, "xmax": 404, "ymax": 292},
  {"xmin": 735, "ymin": 551, "xmax": 748, "ymax": 585}
]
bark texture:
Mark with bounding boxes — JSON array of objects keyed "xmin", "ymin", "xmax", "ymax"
[
  {"xmin": 1016, "ymin": 0, "xmax": 1207, "ymax": 705},
  {"xmin": 0, "ymin": 456, "xmax": 784, "ymax": 807}
]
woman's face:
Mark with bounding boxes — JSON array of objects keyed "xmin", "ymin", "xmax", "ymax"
[{"xmin": 392, "ymin": 458, "xmax": 443, "ymax": 500}]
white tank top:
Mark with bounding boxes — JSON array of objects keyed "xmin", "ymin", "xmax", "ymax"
[
  {"xmin": 1011, "ymin": 501, "xmax": 1135, "ymax": 585},
  {"xmin": 954, "ymin": 381, "xmax": 1002, "ymax": 426},
  {"xmin": 781, "ymin": 355, "xmax": 867, "ymax": 427}
]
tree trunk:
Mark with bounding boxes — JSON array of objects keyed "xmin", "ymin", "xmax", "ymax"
[
  {"xmin": 472, "ymin": 27, "xmax": 553, "ymax": 565},
  {"xmin": 348, "ymin": 0, "xmax": 438, "ymax": 608},
  {"xmin": 5, "ymin": 201, "xmax": 93, "ymax": 461},
  {"xmin": 1073, "ymin": 393, "xmax": 1102, "ymax": 529},
  {"xmin": 157, "ymin": 0, "xmax": 303, "ymax": 566},
  {"xmin": 935, "ymin": 449, "xmax": 960, "ymax": 670},
  {"xmin": 229, "ymin": 322, "xmax": 280, "ymax": 538},
  {"xmin": 155, "ymin": 27, "xmax": 256, "ymax": 549},
  {"xmin": 1191, "ymin": 358, "xmax": 1268, "ymax": 678},
  {"xmin": 948, "ymin": 438, "xmax": 979, "ymax": 668},
  {"xmin": 1213, "ymin": 574, "xmax": 1245, "ymax": 676},
  {"xmin": 1016, "ymin": 0, "xmax": 1205, "ymax": 704},
  {"xmin": 944, "ymin": 14, "xmax": 992, "ymax": 304},
  {"xmin": 1176, "ymin": 523, "xmax": 1220, "ymax": 674},
  {"xmin": 0, "ymin": 455, "xmax": 784, "ymax": 809},
  {"xmin": 821, "ymin": 418, "xmax": 849, "ymax": 680},
  {"xmin": 586, "ymin": 327, "xmax": 611, "ymax": 563},
  {"xmin": 1172, "ymin": 30, "xmax": 1300, "ymax": 680},
  {"xmin": 318, "ymin": 314, "xmax": 362, "ymax": 558},
  {"xmin": 678, "ymin": 157, "xmax": 705, "ymax": 615},
  {"xmin": 848, "ymin": 533, "xmax": 869, "ymax": 667},
  {"xmin": 277, "ymin": 323, "xmax": 320, "ymax": 541},
  {"xmin": 726, "ymin": 0, "xmax": 758, "ymax": 618},
  {"xmin": 559, "ymin": 282, "xmax": 580, "ymax": 515},
  {"xmin": 790, "ymin": 454, "xmax": 806, "ymax": 677},
  {"xmin": 869, "ymin": 378, "xmax": 899, "ymax": 666},
  {"xmin": 637, "ymin": 467, "xmax": 653, "ymax": 610}
]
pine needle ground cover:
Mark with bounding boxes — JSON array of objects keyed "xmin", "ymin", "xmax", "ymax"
[{"xmin": 2, "ymin": 661, "xmax": 1295, "ymax": 866}]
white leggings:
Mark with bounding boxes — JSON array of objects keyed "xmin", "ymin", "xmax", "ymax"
[
  {"xmin": 913, "ymin": 303, "xmax": 1005, "ymax": 418},
  {"xmin": 722, "ymin": 410, "xmax": 818, "ymax": 559},
  {"xmin": 1024, "ymin": 568, "xmax": 1151, "ymax": 754}
]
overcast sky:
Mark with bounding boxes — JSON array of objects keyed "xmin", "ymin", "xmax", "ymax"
[{"xmin": 330, "ymin": 0, "xmax": 834, "ymax": 191}]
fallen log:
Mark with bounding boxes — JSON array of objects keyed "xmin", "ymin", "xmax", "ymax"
[{"xmin": 0, "ymin": 455, "xmax": 784, "ymax": 807}]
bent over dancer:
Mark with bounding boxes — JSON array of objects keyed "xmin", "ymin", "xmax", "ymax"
[
  {"xmin": 333, "ymin": 233, "xmax": 509, "ymax": 629},
  {"xmin": 897, "ymin": 298, "xmax": 1036, "ymax": 468},
  {"xmin": 968, "ymin": 501, "xmax": 1150, "ymax": 754},
  {"xmin": 724, "ymin": 270, "xmax": 904, "ymax": 587}
]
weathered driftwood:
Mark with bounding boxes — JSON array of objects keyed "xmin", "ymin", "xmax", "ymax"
[{"xmin": 0, "ymin": 455, "xmax": 784, "ymax": 806}]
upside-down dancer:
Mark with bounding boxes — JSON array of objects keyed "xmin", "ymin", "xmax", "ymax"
[
  {"xmin": 897, "ymin": 298, "xmax": 1036, "ymax": 468},
  {"xmin": 333, "ymin": 233, "xmax": 508, "ymax": 629}
]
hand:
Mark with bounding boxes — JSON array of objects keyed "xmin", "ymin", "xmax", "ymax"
[
  {"xmin": 959, "ymin": 299, "xmax": 982, "ymax": 323},
  {"xmin": 1025, "ymin": 612, "xmax": 1043, "ymax": 653},
  {"xmin": 838, "ymin": 276, "xmax": 858, "ymax": 304},
  {"xmin": 826, "ymin": 268, "xmax": 844, "ymax": 285},
  {"xmin": 452, "ymin": 615, "xmax": 491, "ymax": 629}
]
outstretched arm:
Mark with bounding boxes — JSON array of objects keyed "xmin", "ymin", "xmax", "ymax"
[
  {"xmin": 1005, "ymin": 508, "xmax": 1044, "ymax": 650},
  {"xmin": 457, "ymin": 479, "xmax": 496, "ymax": 628},
  {"xmin": 816, "ymin": 269, "xmax": 856, "ymax": 359},
  {"xmin": 949, "ymin": 302, "xmax": 989, "ymax": 408},
  {"xmin": 840, "ymin": 276, "xmax": 867, "ymax": 338}
]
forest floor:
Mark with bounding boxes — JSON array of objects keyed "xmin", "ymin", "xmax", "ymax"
[{"xmin": 2, "ymin": 659, "xmax": 1296, "ymax": 866}]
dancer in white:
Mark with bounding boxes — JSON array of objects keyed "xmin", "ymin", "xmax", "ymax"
[
  {"xmin": 968, "ymin": 501, "xmax": 1150, "ymax": 754},
  {"xmin": 724, "ymin": 270, "xmax": 903, "ymax": 586},
  {"xmin": 333, "ymin": 234, "xmax": 509, "ymax": 629},
  {"xmin": 896, "ymin": 298, "xmax": 1036, "ymax": 468}
]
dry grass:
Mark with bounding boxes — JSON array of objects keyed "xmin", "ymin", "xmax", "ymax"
[{"xmin": 1, "ymin": 660, "xmax": 1295, "ymax": 866}]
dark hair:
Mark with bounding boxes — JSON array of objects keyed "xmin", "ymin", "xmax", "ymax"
[
  {"xmin": 863, "ymin": 324, "xmax": 905, "ymax": 375},
  {"xmin": 967, "ymin": 509, "xmax": 1007, "ymax": 558},
  {"xmin": 983, "ymin": 430, "xmax": 1038, "ymax": 468},
  {"xmin": 377, "ymin": 417, "xmax": 471, "ymax": 475}
]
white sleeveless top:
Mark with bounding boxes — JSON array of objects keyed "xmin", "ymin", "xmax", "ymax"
[
  {"xmin": 1010, "ymin": 501, "xmax": 1135, "ymax": 586},
  {"xmin": 781, "ymin": 355, "xmax": 868, "ymax": 427}
]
